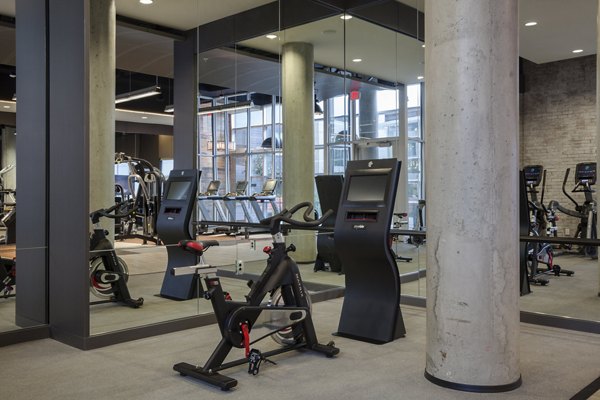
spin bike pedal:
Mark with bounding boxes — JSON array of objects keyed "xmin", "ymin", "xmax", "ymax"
[{"xmin": 247, "ymin": 349, "xmax": 276, "ymax": 375}]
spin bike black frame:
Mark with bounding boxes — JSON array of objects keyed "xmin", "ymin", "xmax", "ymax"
[
  {"xmin": 173, "ymin": 202, "xmax": 339, "ymax": 391},
  {"xmin": 89, "ymin": 202, "xmax": 144, "ymax": 308}
]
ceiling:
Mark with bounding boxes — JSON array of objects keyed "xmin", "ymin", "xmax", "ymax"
[
  {"xmin": 0, "ymin": 0, "xmax": 596, "ymax": 66},
  {"xmin": 0, "ymin": 0, "xmax": 597, "ymax": 125}
]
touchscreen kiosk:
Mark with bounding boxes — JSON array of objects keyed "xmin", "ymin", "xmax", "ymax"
[
  {"xmin": 334, "ymin": 158, "xmax": 405, "ymax": 343},
  {"xmin": 157, "ymin": 169, "xmax": 200, "ymax": 300}
]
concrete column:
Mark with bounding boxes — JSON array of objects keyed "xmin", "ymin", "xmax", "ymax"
[
  {"xmin": 424, "ymin": 0, "xmax": 521, "ymax": 392},
  {"xmin": 89, "ymin": 0, "xmax": 115, "ymax": 235},
  {"xmin": 282, "ymin": 42, "xmax": 315, "ymax": 262}
]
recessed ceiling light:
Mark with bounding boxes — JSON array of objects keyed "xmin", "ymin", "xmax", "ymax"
[
  {"xmin": 340, "ymin": 14, "xmax": 352, "ymax": 20},
  {"xmin": 139, "ymin": 0, "xmax": 153, "ymax": 4},
  {"xmin": 141, "ymin": 116, "xmax": 148, "ymax": 119},
  {"xmin": 572, "ymin": 49, "xmax": 583, "ymax": 53},
  {"xmin": 9, "ymin": 73, "xmax": 15, "ymax": 78},
  {"xmin": 417, "ymin": 76, "xmax": 424, "ymax": 80},
  {"xmin": 2, "ymin": 105, "xmax": 10, "ymax": 109},
  {"xmin": 265, "ymin": 34, "xmax": 277, "ymax": 40},
  {"xmin": 352, "ymin": 58, "xmax": 362, "ymax": 63},
  {"xmin": 524, "ymin": 21, "xmax": 537, "ymax": 27},
  {"xmin": 421, "ymin": 44, "xmax": 425, "ymax": 48}
]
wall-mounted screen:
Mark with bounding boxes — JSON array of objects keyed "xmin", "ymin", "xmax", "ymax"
[
  {"xmin": 166, "ymin": 181, "xmax": 191, "ymax": 200},
  {"xmin": 346, "ymin": 174, "xmax": 388, "ymax": 202}
]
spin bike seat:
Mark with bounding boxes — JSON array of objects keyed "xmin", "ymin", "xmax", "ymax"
[{"xmin": 179, "ymin": 240, "xmax": 219, "ymax": 256}]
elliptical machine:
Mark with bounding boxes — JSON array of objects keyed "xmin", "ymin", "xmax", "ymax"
[
  {"xmin": 549, "ymin": 162, "xmax": 597, "ymax": 259},
  {"xmin": 172, "ymin": 201, "xmax": 339, "ymax": 391},
  {"xmin": 89, "ymin": 202, "xmax": 144, "ymax": 308},
  {"xmin": 523, "ymin": 165, "xmax": 573, "ymax": 284}
]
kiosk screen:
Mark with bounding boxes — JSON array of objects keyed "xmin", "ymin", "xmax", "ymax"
[
  {"xmin": 167, "ymin": 181, "xmax": 191, "ymax": 200},
  {"xmin": 346, "ymin": 175, "xmax": 387, "ymax": 202}
]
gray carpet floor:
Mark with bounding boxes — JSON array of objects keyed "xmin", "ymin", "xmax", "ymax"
[{"xmin": 1, "ymin": 300, "xmax": 599, "ymax": 400}]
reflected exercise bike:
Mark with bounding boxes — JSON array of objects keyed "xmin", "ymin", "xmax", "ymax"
[{"xmin": 89, "ymin": 201, "xmax": 144, "ymax": 308}]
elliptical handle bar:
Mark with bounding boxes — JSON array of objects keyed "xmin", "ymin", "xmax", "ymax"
[
  {"xmin": 259, "ymin": 201, "xmax": 334, "ymax": 234},
  {"xmin": 561, "ymin": 168, "xmax": 579, "ymax": 208}
]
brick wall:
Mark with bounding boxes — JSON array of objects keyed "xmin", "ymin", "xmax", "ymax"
[{"xmin": 520, "ymin": 55, "xmax": 596, "ymax": 236}]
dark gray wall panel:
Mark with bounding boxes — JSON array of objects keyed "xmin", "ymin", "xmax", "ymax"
[
  {"xmin": 15, "ymin": 0, "xmax": 48, "ymax": 327},
  {"xmin": 138, "ymin": 134, "xmax": 159, "ymax": 166},
  {"xmin": 115, "ymin": 132, "xmax": 137, "ymax": 156},
  {"xmin": 115, "ymin": 121, "xmax": 172, "ymax": 136},
  {"xmin": 173, "ymin": 30, "xmax": 197, "ymax": 169},
  {"xmin": 0, "ymin": 113, "xmax": 16, "ymax": 126},
  {"xmin": 48, "ymin": 0, "xmax": 90, "ymax": 342},
  {"xmin": 350, "ymin": 1, "xmax": 424, "ymax": 40}
]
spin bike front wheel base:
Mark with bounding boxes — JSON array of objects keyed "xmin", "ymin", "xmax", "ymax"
[
  {"xmin": 89, "ymin": 256, "xmax": 130, "ymax": 299},
  {"xmin": 269, "ymin": 286, "xmax": 311, "ymax": 346}
]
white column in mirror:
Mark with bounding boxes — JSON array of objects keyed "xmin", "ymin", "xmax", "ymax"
[
  {"xmin": 357, "ymin": 88, "xmax": 379, "ymax": 159},
  {"xmin": 424, "ymin": 0, "xmax": 521, "ymax": 391},
  {"xmin": 89, "ymin": 0, "xmax": 116, "ymax": 236},
  {"xmin": 282, "ymin": 42, "xmax": 316, "ymax": 262},
  {"xmin": 395, "ymin": 85, "xmax": 408, "ymax": 220}
]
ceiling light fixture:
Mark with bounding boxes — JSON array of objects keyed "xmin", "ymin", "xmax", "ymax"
[
  {"xmin": 197, "ymin": 100, "xmax": 254, "ymax": 116},
  {"xmin": 422, "ymin": 44, "xmax": 425, "ymax": 48},
  {"xmin": 524, "ymin": 21, "xmax": 537, "ymax": 27},
  {"xmin": 9, "ymin": 73, "xmax": 15, "ymax": 78},
  {"xmin": 115, "ymin": 85, "xmax": 161, "ymax": 104},
  {"xmin": 572, "ymin": 49, "xmax": 583, "ymax": 53},
  {"xmin": 141, "ymin": 116, "xmax": 148, "ymax": 119},
  {"xmin": 115, "ymin": 108, "xmax": 172, "ymax": 118},
  {"xmin": 352, "ymin": 58, "xmax": 362, "ymax": 63},
  {"xmin": 139, "ymin": 0, "xmax": 153, "ymax": 4},
  {"xmin": 11, "ymin": 93, "xmax": 16, "ymax": 101},
  {"xmin": 417, "ymin": 76, "xmax": 424, "ymax": 80},
  {"xmin": 2, "ymin": 105, "xmax": 10, "ymax": 109},
  {"xmin": 164, "ymin": 104, "xmax": 174, "ymax": 113},
  {"xmin": 340, "ymin": 14, "xmax": 352, "ymax": 20},
  {"xmin": 266, "ymin": 34, "xmax": 278, "ymax": 40}
]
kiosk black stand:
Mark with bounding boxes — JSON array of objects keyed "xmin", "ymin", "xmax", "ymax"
[
  {"xmin": 314, "ymin": 175, "xmax": 344, "ymax": 273},
  {"xmin": 335, "ymin": 159, "xmax": 406, "ymax": 343},
  {"xmin": 158, "ymin": 169, "xmax": 200, "ymax": 300}
]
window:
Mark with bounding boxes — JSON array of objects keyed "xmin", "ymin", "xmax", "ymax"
[{"xmin": 407, "ymin": 83, "xmax": 424, "ymax": 229}]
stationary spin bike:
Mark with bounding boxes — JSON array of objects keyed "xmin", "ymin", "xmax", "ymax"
[
  {"xmin": 173, "ymin": 201, "xmax": 340, "ymax": 391},
  {"xmin": 89, "ymin": 202, "xmax": 144, "ymax": 308}
]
